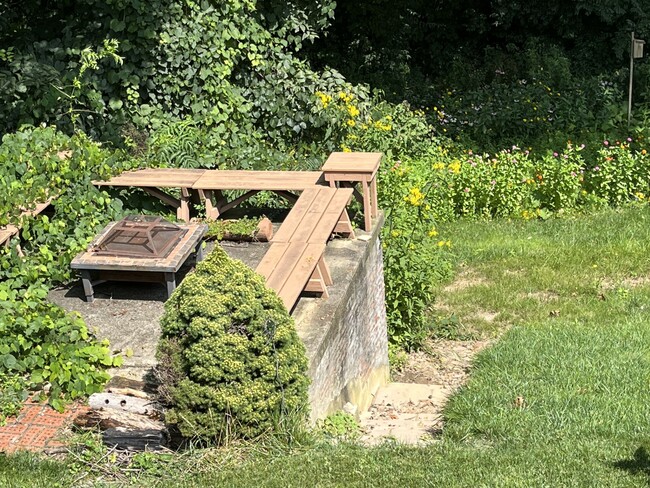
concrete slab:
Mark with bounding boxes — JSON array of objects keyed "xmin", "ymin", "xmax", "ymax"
[{"xmin": 359, "ymin": 382, "xmax": 451, "ymax": 445}]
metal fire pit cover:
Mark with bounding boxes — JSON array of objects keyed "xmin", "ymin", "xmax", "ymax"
[{"xmin": 91, "ymin": 215, "xmax": 188, "ymax": 258}]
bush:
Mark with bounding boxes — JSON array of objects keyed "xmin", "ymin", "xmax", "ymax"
[
  {"xmin": 156, "ymin": 246, "xmax": 309, "ymax": 442},
  {"xmin": 0, "ymin": 126, "xmax": 129, "ymax": 418}
]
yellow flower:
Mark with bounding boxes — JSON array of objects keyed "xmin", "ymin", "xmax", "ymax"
[
  {"xmin": 341, "ymin": 144, "xmax": 352, "ymax": 153},
  {"xmin": 448, "ymin": 160, "xmax": 461, "ymax": 174},
  {"xmin": 391, "ymin": 230, "xmax": 401, "ymax": 237},
  {"xmin": 315, "ymin": 91, "xmax": 331, "ymax": 108},
  {"xmin": 404, "ymin": 187, "xmax": 424, "ymax": 206},
  {"xmin": 347, "ymin": 105, "xmax": 360, "ymax": 117},
  {"xmin": 346, "ymin": 119, "xmax": 356, "ymax": 127},
  {"xmin": 642, "ymin": 149, "xmax": 647, "ymax": 155},
  {"xmin": 428, "ymin": 228, "xmax": 438, "ymax": 237}
]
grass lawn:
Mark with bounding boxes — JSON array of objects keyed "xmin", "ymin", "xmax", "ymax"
[{"xmin": 4, "ymin": 205, "xmax": 650, "ymax": 487}]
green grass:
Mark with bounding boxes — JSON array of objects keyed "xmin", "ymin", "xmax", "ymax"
[{"xmin": 5, "ymin": 205, "xmax": 650, "ymax": 486}]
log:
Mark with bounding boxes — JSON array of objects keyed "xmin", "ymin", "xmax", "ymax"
[
  {"xmin": 89, "ymin": 392, "xmax": 155, "ymax": 416},
  {"xmin": 102, "ymin": 427, "xmax": 168, "ymax": 451}
]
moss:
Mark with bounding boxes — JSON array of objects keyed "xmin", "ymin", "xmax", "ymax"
[{"xmin": 156, "ymin": 245, "xmax": 309, "ymax": 442}]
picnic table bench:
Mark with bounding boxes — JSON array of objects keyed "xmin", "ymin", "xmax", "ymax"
[
  {"xmin": 191, "ymin": 170, "xmax": 324, "ymax": 219},
  {"xmin": 0, "ymin": 199, "xmax": 54, "ymax": 248},
  {"xmin": 256, "ymin": 187, "xmax": 354, "ymax": 311}
]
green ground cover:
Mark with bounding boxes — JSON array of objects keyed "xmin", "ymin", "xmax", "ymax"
[{"xmin": 5, "ymin": 204, "xmax": 650, "ymax": 487}]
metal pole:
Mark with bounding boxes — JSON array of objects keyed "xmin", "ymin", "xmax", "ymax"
[{"xmin": 628, "ymin": 31, "xmax": 634, "ymax": 126}]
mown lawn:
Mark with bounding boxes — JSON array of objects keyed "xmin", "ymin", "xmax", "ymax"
[{"xmin": 4, "ymin": 205, "xmax": 650, "ymax": 487}]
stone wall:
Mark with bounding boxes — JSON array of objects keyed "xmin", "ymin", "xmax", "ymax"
[{"xmin": 293, "ymin": 213, "xmax": 389, "ymax": 421}]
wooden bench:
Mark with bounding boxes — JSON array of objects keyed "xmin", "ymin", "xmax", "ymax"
[
  {"xmin": 321, "ymin": 152, "xmax": 382, "ymax": 232},
  {"xmin": 0, "ymin": 199, "xmax": 54, "ymax": 248},
  {"xmin": 255, "ymin": 187, "xmax": 354, "ymax": 311},
  {"xmin": 272, "ymin": 187, "xmax": 355, "ymax": 243}
]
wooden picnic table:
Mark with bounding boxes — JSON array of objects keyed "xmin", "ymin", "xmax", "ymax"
[
  {"xmin": 94, "ymin": 169, "xmax": 206, "ymax": 222},
  {"xmin": 95, "ymin": 168, "xmax": 324, "ymax": 221},
  {"xmin": 191, "ymin": 170, "xmax": 324, "ymax": 219}
]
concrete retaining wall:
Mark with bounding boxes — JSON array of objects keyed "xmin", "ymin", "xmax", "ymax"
[{"xmin": 293, "ymin": 213, "xmax": 389, "ymax": 421}]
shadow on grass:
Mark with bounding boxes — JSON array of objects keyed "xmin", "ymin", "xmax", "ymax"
[{"xmin": 613, "ymin": 445, "xmax": 650, "ymax": 480}]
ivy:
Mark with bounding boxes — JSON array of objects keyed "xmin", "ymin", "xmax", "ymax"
[{"xmin": 0, "ymin": 126, "xmax": 133, "ymax": 420}]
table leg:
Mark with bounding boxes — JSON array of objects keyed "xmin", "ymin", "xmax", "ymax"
[
  {"xmin": 80, "ymin": 270, "xmax": 95, "ymax": 303},
  {"xmin": 177, "ymin": 188, "xmax": 191, "ymax": 222},
  {"xmin": 362, "ymin": 178, "xmax": 372, "ymax": 231},
  {"xmin": 370, "ymin": 175, "xmax": 379, "ymax": 217},
  {"xmin": 164, "ymin": 272, "xmax": 176, "ymax": 298}
]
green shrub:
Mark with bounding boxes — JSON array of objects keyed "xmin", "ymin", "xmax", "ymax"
[
  {"xmin": 379, "ymin": 155, "xmax": 453, "ymax": 349},
  {"xmin": 156, "ymin": 246, "xmax": 309, "ymax": 442},
  {"xmin": 586, "ymin": 140, "xmax": 650, "ymax": 206},
  {"xmin": 0, "ymin": 126, "xmax": 130, "ymax": 418}
]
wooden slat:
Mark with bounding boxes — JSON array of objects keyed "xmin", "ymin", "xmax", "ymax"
[
  {"xmin": 192, "ymin": 170, "xmax": 323, "ymax": 191},
  {"xmin": 291, "ymin": 188, "xmax": 336, "ymax": 242},
  {"xmin": 321, "ymin": 152, "xmax": 382, "ymax": 174},
  {"xmin": 265, "ymin": 242, "xmax": 308, "ymax": 293},
  {"xmin": 255, "ymin": 242, "xmax": 290, "ymax": 280},
  {"xmin": 94, "ymin": 169, "xmax": 206, "ymax": 188},
  {"xmin": 272, "ymin": 187, "xmax": 322, "ymax": 242},
  {"xmin": 276, "ymin": 243, "xmax": 326, "ymax": 310}
]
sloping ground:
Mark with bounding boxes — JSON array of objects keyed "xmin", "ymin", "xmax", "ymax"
[{"xmin": 360, "ymin": 339, "xmax": 491, "ymax": 444}]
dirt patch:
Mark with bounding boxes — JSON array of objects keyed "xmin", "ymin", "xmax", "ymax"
[
  {"xmin": 359, "ymin": 338, "xmax": 492, "ymax": 444},
  {"xmin": 522, "ymin": 290, "xmax": 561, "ymax": 302},
  {"xmin": 393, "ymin": 338, "xmax": 492, "ymax": 385},
  {"xmin": 442, "ymin": 268, "xmax": 488, "ymax": 293},
  {"xmin": 600, "ymin": 276, "xmax": 650, "ymax": 290}
]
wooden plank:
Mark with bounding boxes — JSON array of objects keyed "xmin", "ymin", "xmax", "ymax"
[
  {"xmin": 302, "ymin": 188, "xmax": 353, "ymax": 242},
  {"xmin": 265, "ymin": 242, "xmax": 307, "ymax": 293},
  {"xmin": 192, "ymin": 170, "xmax": 323, "ymax": 191},
  {"xmin": 276, "ymin": 243, "xmax": 326, "ymax": 309},
  {"xmin": 321, "ymin": 152, "xmax": 382, "ymax": 174},
  {"xmin": 291, "ymin": 188, "xmax": 336, "ymax": 242},
  {"xmin": 0, "ymin": 228, "xmax": 17, "ymax": 246},
  {"xmin": 272, "ymin": 188, "xmax": 321, "ymax": 242},
  {"xmin": 94, "ymin": 169, "xmax": 206, "ymax": 188},
  {"xmin": 255, "ymin": 242, "xmax": 290, "ymax": 280}
]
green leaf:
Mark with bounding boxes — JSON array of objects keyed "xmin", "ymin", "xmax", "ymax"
[{"xmin": 109, "ymin": 98, "xmax": 124, "ymax": 110}]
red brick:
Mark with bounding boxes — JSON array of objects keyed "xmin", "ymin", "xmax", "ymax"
[
  {"xmin": 0, "ymin": 424, "xmax": 28, "ymax": 438},
  {"xmin": 18, "ymin": 405, "xmax": 44, "ymax": 423},
  {"xmin": 34, "ymin": 411, "xmax": 67, "ymax": 428},
  {"xmin": 18, "ymin": 426, "xmax": 49, "ymax": 448}
]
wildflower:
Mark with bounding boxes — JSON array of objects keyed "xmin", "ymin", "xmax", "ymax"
[
  {"xmin": 404, "ymin": 187, "xmax": 424, "ymax": 206},
  {"xmin": 643, "ymin": 149, "xmax": 648, "ymax": 155},
  {"xmin": 391, "ymin": 230, "xmax": 401, "ymax": 237},
  {"xmin": 347, "ymin": 105, "xmax": 360, "ymax": 118},
  {"xmin": 627, "ymin": 137, "xmax": 633, "ymax": 142},
  {"xmin": 346, "ymin": 119, "xmax": 356, "ymax": 127},
  {"xmin": 341, "ymin": 145, "xmax": 351, "ymax": 153},
  {"xmin": 315, "ymin": 91, "xmax": 332, "ymax": 108},
  {"xmin": 593, "ymin": 166, "xmax": 600, "ymax": 171},
  {"xmin": 448, "ymin": 160, "xmax": 461, "ymax": 174},
  {"xmin": 432, "ymin": 162, "xmax": 445, "ymax": 170},
  {"xmin": 553, "ymin": 152, "xmax": 558, "ymax": 157},
  {"xmin": 463, "ymin": 187, "xmax": 470, "ymax": 193},
  {"xmin": 428, "ymin": 228, "xmax": 438, "ymax": 237},
  {"xmin": 604, "ymin": 140, "xmax": 609, "ymax": 146},
  {"xmin": 490, "ymin": 180, "xmax": 496, "ymax": 185}
]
